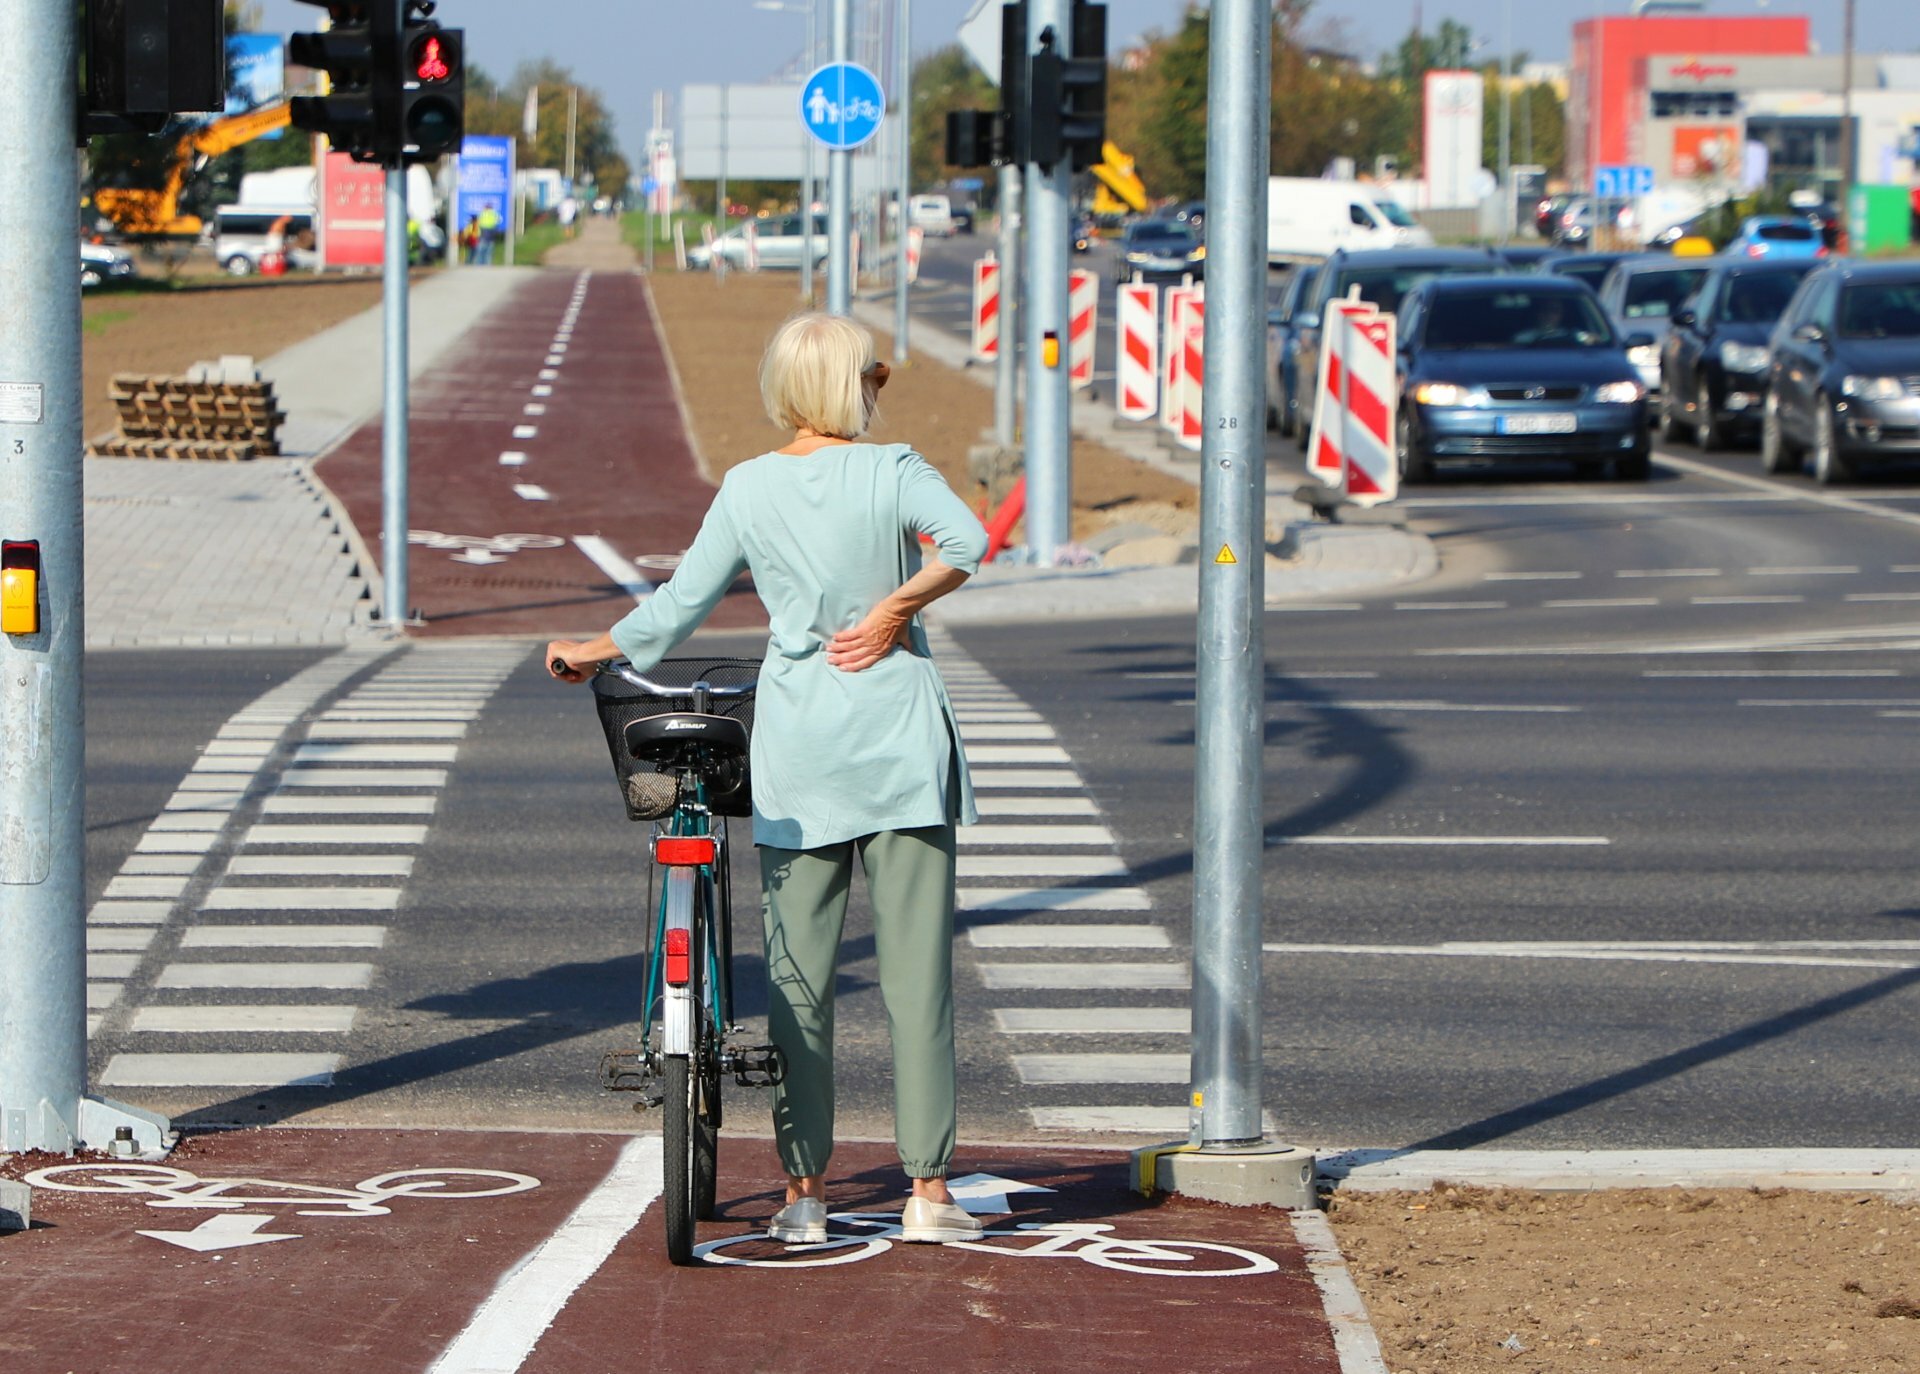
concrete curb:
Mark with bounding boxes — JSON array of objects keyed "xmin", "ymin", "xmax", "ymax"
[
  {"xmin": 1318, "ymin": 1147, "xmax": 1920, "ymax": 1196},
  {"xmin": 0, "ymin": 1177, "xmax": 29, "ymax": 1233}
]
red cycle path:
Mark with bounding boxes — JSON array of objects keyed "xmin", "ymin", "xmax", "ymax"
[
  {"xmin": 1, "ymin": 1130, "xmax": 1342, "ymax": 1374},
  {"xmin": 316, "ymin": 270, "xmax": 766, "ymax": 638}
]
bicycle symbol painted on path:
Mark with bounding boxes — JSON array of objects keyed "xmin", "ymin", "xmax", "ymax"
[
  {"xmin": 408, "ymin": 529, "xmax": 566, "ymax": 567},
  {"xmin": 23, "ymin": 1164, "xmax": 542, "ymax": 1249},
  {"xmin": 695, "ymin": 1213, "xmax": 1280, "ymax": 1277}
]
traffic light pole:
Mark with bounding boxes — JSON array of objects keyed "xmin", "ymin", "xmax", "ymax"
[
  {"xmin": 381, "ymin": 166, "xmax": 410, "ymax": 624},
  {"xmin": 891, "ymin": 0, "xmax": 911, "ymax": 361},
  {"xmin": 994, "ymin": 163, "xmax": 1020, "ymax": 452},
  {"xmin": 1022, "ymin": 0, "xmax": 1071, "ymax": 564},
  {"xmin": 0, "ymin": 0, "xmax": 167, "ymax": 1156},
  {"xmin": 826, "ymin": 0, "xmax": 852, "ymax": 315}
]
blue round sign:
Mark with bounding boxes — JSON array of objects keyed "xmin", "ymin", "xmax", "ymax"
[{"xmin": 799, "ymin": 62, "xmax": 886, "ymax": 151}]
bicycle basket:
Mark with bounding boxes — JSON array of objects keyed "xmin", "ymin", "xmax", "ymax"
[{"xmin": 591, "ymin": 658, "xmax": 759, "ymax": 820}]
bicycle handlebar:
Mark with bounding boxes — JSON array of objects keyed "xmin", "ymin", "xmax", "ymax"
[{"xmin": 554, "ymin": 658, "xmax": 756, "ymax": 699}]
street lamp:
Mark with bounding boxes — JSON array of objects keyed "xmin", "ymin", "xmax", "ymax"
[{"xmin": 754, "ymin": 0, "xmax": 819, "ymax": 301}]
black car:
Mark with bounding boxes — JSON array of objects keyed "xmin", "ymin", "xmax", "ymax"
[
  {"xmin": 1763, "ymin": 261, "xmax": 1920, "ymax": 483},
  {"xmin": 1658, "ymin": 259, "xmax": 1817, "ymax": 450},
  {"xmin": 1114, "ymin": 219, "xmax": 1201, "ymax": 283},
  {"xmin": 1541, "ymin": 251, "xmax": 1636, "ymax": 293},
  {"xmin": 1494, "ymin": 244, "xmax": 1561, "ymax": 270},
  {"xmin": 1266, "ymin": 261, "xmax": 1321, "ymax": 436},
  {"xmin": 1072, "ymin": 211, "xmax": 1096, "ymax": 253},
  {"xmin": 1291, "ymin": 247, "xmax": 1498, "ymax": 448},
  {"xmin": 1395, "ymin": 275, "xmax": 1653, "ymax": 481},
  {"xmin": 952, "ymin": 203, "xmax": 975, "ymax": 235}
]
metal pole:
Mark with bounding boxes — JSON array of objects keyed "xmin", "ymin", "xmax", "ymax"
[
  {"xmin": 1839, "ymin": 0, "xmax": 1855, "ymax": 237},
  {"xmin": 565, "ymin": 85, "xmax": 578, "ymax": 190},
  {"xmin": 382, "ymin": 166, "xmax": 410, "ymax": 625},
  {"xmin": 892, "ymin": 0, "xmax": 912, "ymax": 360},
  {"xmin": 1498, "ymin": 0, "xmax": 1512, "ymax": 243},
  {"xmin": 994, "ymin": 163, "xmax": 1020, "ymax": 451},
  {"xmin": 827, "ymin": 0, "xmax": 852, "ymax": 314},
  {"xmin": 802, "ymin": 1, "xmax": 817, "ymax": 302},
  {"xmin": 1190, "ymin": 0, "xmax": 1270, "ymax": 1150},
  {"xmin": 0, "ymin": 0, "xmax": 85, "ymax": 1155},
  {"xmin": 1023, "ymin": 0, "xmax": 1072, "ymax": 563}
]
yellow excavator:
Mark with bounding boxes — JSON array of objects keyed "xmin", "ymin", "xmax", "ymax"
[
  {"xmin": 1090, "ymin": 140, "xmax": 1148, "ymax": 221},
  {"xmin": 92, "ymin": 100, "xmax": 296, "ymax": 237}
]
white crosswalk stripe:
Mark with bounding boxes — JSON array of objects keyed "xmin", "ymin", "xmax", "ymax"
[{"xmin": 93, "ymin": 643, "xmax": 527, "ymax": 1090}]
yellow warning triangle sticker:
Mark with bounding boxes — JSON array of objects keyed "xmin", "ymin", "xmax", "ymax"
[{"xmin": 1214, "ymin": 544, "xmax": 1238, "ymax": 565}]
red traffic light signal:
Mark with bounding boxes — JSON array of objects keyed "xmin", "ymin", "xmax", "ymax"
[{"xmin": 412, "ymin": 33, "xmax": 453, "ymax": 83}]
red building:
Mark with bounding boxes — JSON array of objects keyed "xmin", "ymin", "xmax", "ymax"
[{"xmin": 1568, "ymin": 13, "xmax": 1809, "ymax": 188}]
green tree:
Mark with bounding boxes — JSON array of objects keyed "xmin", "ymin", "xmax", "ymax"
[
  {"xmin": 464, "ymin": 60, "xmax": 626, "ymax": 195},
  {"xmin": 909, "ymin": 45, "xmax": 998, "ymax": 195}
]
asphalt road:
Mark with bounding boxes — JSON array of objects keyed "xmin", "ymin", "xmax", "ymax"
[{"xmin": 77, "ymin": 420, "xmax": 1920, "ymax": 1164}]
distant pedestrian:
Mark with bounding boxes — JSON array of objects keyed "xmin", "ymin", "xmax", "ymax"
[
  {"xmin": 558, "ymin": 195, "xmax": 579, "ymax": 238},
  {"xmin": 546, "ymin": 313, "xmax": 989, "ymax": 1248},
  {"xmin": 476, "ymin": 204, "xmax": 502, "ymax": 265},
  {"xmin": 460, "ymin": 215, "xmax": 482, "ymax": 264}
]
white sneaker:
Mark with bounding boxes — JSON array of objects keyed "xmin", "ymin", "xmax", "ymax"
[
  {"xmin": 767, "ymin": 1196, "xmax": 828, "ymax": 1243},
  {"xmin": 900, "ymin": 1196, "xmax": 985, "ymax": 1243}
]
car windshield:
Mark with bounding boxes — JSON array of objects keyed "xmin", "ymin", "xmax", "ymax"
[
  {"xmin": 1374, "ymin": 199, "xmax": 1417, "ymax": 228},
  {"xmin": 1838, "ymin": 282, "xmax": 1920, "ymax": 339},
  {"xmin": 1129, "ymin": 226, "xmax": 1195, "ymax": 251},
  {"xmin": 1332, "ymin": 263, "xmax": 1482, "ymax": 316},
  {"xmin": 1622, "ymin": 268, "xmax": 1708, "ymax": 319},
  {"xmin": 1421, "ymin": 289, "xmax": 1615, "ymax": 350},
  {"xmin": 1555, "ymin": 260, "xmax": 1615, "ymax": 289},
  {"xmin": 1754, "ymin": 222, "xmax": 1816, "ymax": 242},
  {"xmin": 1722, "ymin": 271, "xmax": 1808, "ymax": 324}
]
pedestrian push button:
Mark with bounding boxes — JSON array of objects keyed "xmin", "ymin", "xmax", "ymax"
[{"xmin": 1, "ymin": 541, "xmax": 38, "ymax": 635}]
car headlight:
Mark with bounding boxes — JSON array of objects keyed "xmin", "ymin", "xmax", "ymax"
[
  {"xmin": 1188, "ymin": 246, "xmax": 1206, "ymax": 261},
  {"xmin": 1125, "ymin": 252, "xmax": 1149, "ymax": 264},
  {"xmin": 1412, "ymin": 382, "xmax": 1487, "ymax": 407},
  {"xmin": 1718, "ymin": 341, "xmax": 1770, "ymax": 373},
  {"xmin": 1841, "ymin": 375, "xmax": 1906, "ymax": 401},
  {"xmin": 1627, "ymin": 345, "xmax": 1660, "ymax": 368},
  {"xmin": 1593, "ymin": 380, "xmax": 1645, "ymax": 404}
]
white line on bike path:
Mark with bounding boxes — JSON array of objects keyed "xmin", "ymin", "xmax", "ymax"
[{"xmin": 427, "ymin": 1134, "xmax": 661, "ymax": 1374}]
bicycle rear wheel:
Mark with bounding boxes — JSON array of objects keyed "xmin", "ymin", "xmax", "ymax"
[{"xmin": 663, "ymin": 1054, "xmax": 697, "ymax": 1265}]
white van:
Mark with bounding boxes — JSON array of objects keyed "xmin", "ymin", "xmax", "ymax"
[
  {"xmin": 1266, "ymin": 177, "xmax": 1433, "ymax": 262},
  {"xmin": 212, "ymin": 204, "xmax": 316, "ymax": 274},
  {"xmin": 909, "ymin": 194, "xmax": 956, "ymax": 237}
]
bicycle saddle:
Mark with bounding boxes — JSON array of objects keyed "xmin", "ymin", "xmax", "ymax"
[{"xmin": 624, "ymin": 712, "xmax": 750, "ymax": 763}]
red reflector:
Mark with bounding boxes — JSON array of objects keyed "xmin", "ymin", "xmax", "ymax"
[
  {"xmin": 664, "ymin": 928, "xmax": 691, "ymax": 986},
  {"xmin": 1746, "ymin": 244, "xmax": 1763, "ymax": 257},
  {"xmin": 656, "ymin": 836, "xmax": 716, "ymax": 866}
]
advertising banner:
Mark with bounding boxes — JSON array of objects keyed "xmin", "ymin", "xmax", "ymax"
[
  {"xmin": 455, "ymin": 135, "xmax": 515, "ymax": 261},
  {"xmin": 226, "ymin": 34, "xmax": 285, "ymax": 133},
  {"xmin": 321, "ymin": 152, "xmax": 384, "ymax": 269},
  {"xmin": 1423, "ymin": 70, "xmax": 1484, "ymax": 208}
]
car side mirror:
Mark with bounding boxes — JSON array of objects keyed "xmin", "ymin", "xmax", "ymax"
[
  {"xmin": 1624, "ymin": 332, "xmax": 1656, "ymax": 351},
  {"xmin": 1672, "ymin": 307, "xmax": 1695, "ymax": 328},
  {"xmin": 1298, "ymin": 312, "xmax": 1320, "ymax": 331},
  {"xmin": 1793, "ymin": 323, "xmax": 1827, "ymax": 346}
]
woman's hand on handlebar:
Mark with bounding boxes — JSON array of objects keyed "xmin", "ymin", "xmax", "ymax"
[
  {"xmin": 826, "ymin": 607, "xmax": 910, "ymax": 673},
  {"xmin": 546, "ymin": 639, "xmax": 597, "ymax": 683}
]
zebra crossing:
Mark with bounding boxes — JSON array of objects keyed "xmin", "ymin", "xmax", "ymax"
[
  {"xmin": 91, "ymin": 641, "xmax": 527, "ymax": 1092},
  {"xmin": 934, "ymin": 631, "xmax": 1195, "ymax": 1136}
]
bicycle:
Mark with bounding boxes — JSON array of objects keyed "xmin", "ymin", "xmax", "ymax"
[{"xmin": 567, "ymin": 656, "xmax": 786, "ymax": 1266}]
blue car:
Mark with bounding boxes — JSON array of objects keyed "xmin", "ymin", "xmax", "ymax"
[
  {"xmin": 1724, "ymin": 216, "xmax": 1827, "ymax": 261},
  {"xmin": 1394, "ymin": 275, "xmax": 1654, "ymax": 481},
  {"xmin": 1266, "ymin": 261, "xmax": 1320, "ymax": 435}
]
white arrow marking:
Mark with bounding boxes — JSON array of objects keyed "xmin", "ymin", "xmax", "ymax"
[
  {"xmin": 137, "ymin": 1213, "xmax": 301, "ymax": 1252},
  {"xmin": 450, "ymin": 549, "xmax": 506, "ymax": 565},
  {"xmin": 944, "ymin": 1172, "xmax": 1058, "ymax": 1216}
]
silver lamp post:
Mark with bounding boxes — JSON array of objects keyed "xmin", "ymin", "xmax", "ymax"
[{"xmin": 756, "ymin": 0, "xmax": 820, "ymax": 302}]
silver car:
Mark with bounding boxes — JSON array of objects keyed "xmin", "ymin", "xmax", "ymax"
[
  {"xmin": 1595, "ymin": 258, "xmax": 1711, "ymax": 396},
  {"xmin": 689, "ymin": 213, "xmax": 828, "ymax": 271}
]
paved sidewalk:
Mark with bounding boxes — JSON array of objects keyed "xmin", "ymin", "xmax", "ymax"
[
  {"xmin": 542, "ymin": 215, "xmax": 637, "ymax": 271},
  {"xmin": 85, "ymin": 269, "xmax": 531, "ymax": 650}
]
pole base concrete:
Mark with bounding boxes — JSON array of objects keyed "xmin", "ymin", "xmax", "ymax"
[
  {"xmin": 1130, "ymin": 1140, "xmax": 1318, "ymax": 1210},
  {"xmin": 1, "ymin": 1178, "xmax": 31, "ymax": 1232}
]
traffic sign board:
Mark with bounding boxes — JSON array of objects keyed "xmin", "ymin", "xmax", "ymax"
[
  {"xmin": 800, "ymin": 62, "xmax": 885, "ymax": 151},
  {"xmin": 1594, "ymin": 163, "xmax": 1654, "ymax": 198}
]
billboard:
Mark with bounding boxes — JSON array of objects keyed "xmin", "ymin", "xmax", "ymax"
[
  {"xmin": 1423, "ymin": 70, "xmax": 1485, "ymax": 209},
  {"xmin": 455, "ymin": 135, "xmax": 515, "ymax": 238},
  {"xmin": 226, "ymin": 33, "xmax": 285, "ymax": 135},
  {"xmin": 682, "ymin": 84, "xmax": 809, "ymax": 180},
  {"xmin": 321, "ymin": 152, "xmax": 384, "ymax": 269}
]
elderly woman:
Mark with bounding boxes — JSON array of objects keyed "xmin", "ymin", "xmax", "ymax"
[{"xmin": 547, "ymin": 313, "xmax": 989, "ymax": 1246}]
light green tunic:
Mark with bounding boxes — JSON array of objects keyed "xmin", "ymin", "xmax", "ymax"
[{"xmin": 609, "ymin": 442, "xmax": 989, "ymax": 850}]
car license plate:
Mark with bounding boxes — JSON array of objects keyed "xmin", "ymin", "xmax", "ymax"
[{"xmin": 1499, "ymin": 413, "xmax": 1577, "ymax": 435}]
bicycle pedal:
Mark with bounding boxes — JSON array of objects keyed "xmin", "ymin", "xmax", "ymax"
[
  {"xmin": 600, "ymin": 1049, "xmax": 656, "ymax": 1094},
  {"xmin": 724, "ymin": 1043, "xmax": 787, "ymax": 1088}
]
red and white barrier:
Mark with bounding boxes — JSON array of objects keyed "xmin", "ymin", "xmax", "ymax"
[
  {"xmin": 906, "ymin": 226, "xmax": 924, "ymax": 284},
  {"xmin": 1178, "ymin": 299, "xmax": 1206, "ymax": 451},
  {"xmin": 742, "ymin": 220, "xmax": 760, "ymax": 272},
  {"xmin": 1115, "ymin": 281, "xmax": 1159, "ymax": 421},
  {"xmin": 971, "ymin": 256, "xmax": 1001, "ymax": 362},
  {"xmin": 1069, "ymin": 269, "xmax": 1098, "ymax": 391},
  {"xmin": 1307, "ymin": 302, "xmax": 1399, "ymax": 506},
  {"xmin": 1161, "ymin": 282, "xmax": 1200, "ymax": 435}
]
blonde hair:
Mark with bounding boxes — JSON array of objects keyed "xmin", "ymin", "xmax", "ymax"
[{"xmin": 759, "ymin": 312, "xmax": 879, "ymax": 438}]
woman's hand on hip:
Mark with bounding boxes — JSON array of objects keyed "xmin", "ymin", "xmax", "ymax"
[{"xmin": 826, "ymin": 608, "xmax": 910, "ymax": 672}]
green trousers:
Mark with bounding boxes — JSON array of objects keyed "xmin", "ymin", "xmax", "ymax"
[{"xmin": 758, "ymin": 820, "xmax": 958, "ymax": 1179}]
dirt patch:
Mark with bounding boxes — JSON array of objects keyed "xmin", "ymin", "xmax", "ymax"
[
  {"xmin": 1328, "ymin": 1184, "xmax": 1920, "ymax": 1373},
  {"xmin": 644, "ymin": 270, "xmax": 1196, "ymax": 543},
  {"xmin": 82, "ymin": 276, "xmax": 386, "ymax": 441}
]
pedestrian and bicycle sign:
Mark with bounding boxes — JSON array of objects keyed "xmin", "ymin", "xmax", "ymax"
[
  {"xmin": 800, "ymin": 62, "xmax": 885, "ymax": 151},
  {"xmin": 1594, "ymin": 163, "xmax": 1654, "ymax": 198}
]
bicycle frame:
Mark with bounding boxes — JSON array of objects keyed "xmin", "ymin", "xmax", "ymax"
[{"xmin": 645, "ymin": 775, "xmax": 732, "ymax": 1059}]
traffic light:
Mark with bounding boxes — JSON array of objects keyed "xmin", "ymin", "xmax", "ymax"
[
  {"xmin": 82, "ymin": 0, "xmax": 226, "ymax": 135},
  {"xmin": 288, "ymin": 1, "xmax": 380, "ymax": 161},
  {"xmin": 1061, "ymin": 0, "xmax": 1107, "ymax": 172},
  {"xmin": 998, "ymin": 0, "xmax": 1030, "ymax": 167},
  {"xmin": 393, "ymin": 4, "xmax": 464, "ymax": 163},
  {"xmin": 945, "ymin": 110, "xmax": 1007, "ymax": 169}
]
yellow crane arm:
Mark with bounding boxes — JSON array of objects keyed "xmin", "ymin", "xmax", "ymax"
[
  {"xmin": 95, "ymin": 101, "xmax": 295, "ymax": 238},
  {"xmin": 1090, "ymin": 139, "xmax": 1148, "ymax": 215}
]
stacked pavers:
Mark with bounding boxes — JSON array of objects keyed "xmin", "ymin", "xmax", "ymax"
[{"xmin": 90, "ymin": 355, "xmax": 286, "ymax": 461}]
